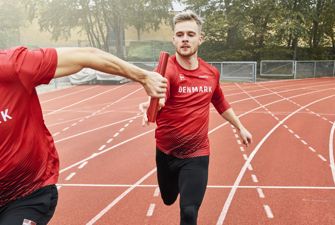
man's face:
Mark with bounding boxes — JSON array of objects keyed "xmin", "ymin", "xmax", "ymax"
[{"xmin": 173, "ymin": 20, "xmax": 203, "ymax": 58}]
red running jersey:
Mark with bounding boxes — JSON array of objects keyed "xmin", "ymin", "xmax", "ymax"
[
  {"xmin": 155, "ymin": 55, "xmax": 231, "ymax": 158},
  {"xmin": 0, "ymin": 47, "xmax": 59, "ymax": 207}
]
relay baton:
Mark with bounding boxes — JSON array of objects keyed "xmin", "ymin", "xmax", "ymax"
[{"xmin": 146, "ymin": 51, "xmax": 169, "ymax": 123}]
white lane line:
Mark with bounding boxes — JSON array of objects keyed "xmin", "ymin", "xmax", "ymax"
[
  {"xmin": 124, "ymin": 123, "xmax": 130, "ymax": 127},
  {"xmin": 256, "ymin": 188, "xmax": 265, "ymax": 198},
  {"xmin": 56, "ymin": 183, "xmax": 335, "ymax": 190},
  {"xmin": 330, "ymin": 121, "xmax": 335, "ymax": 184},
  {"xmin": 98, "ymin": 145, "xmax": 106, "ymax": 151},
  {"xmin": 237, "ymin": 140, "xmax": 242, "ymax": 145},
  {"xmin": 263, "ymin": 205, "xmax": 274, "ymax": 219},
  {"xmin": 146, "ymin": 204, "xmax": 156, "ymax": 217},
  {"xmin": 309, "ymin": 147, "xmax": 316, "ymax": 152},
  {"xmin": 78, "ymin": 162, "xmax": 88, "ymax": 169},
  {"xmin": 154, "ymin": 187, "xmax": 160, "ymax": 197},
  {"xmin": 294, "ymin": 134, "xmax": 300, "ymax": 139},
  {"xmin": 60, "ymin": 129, "xmax": 154, "ymax": 174},
  {"xmin": 288, "ymin": 129, "xmax": 294, "ymax": 134},
  {"xmin": 248, "ymin": 165, "xmax": 253, "ymax": 171},
  {"xmin": 251, "ymin": 174, "xmax": 259, "ymax": 183},
  {"xmin": 240, "ymin": 147, "xmax": 245, "ymax": 152},
  {"xmin": 113, "ymin": 133, "xmax": 119, "ymax": 138},
  {"xmin": 71, "ymin": 123, "xmax": 78, "ymax": 126},
  {"xmin": 107, "ymin": 138, "xmax": 113, "ymax": 144},
  {"xmin": 235, "ymin": 134, "xmax": 239, "ymax": 139},
  {"xmin": 119, "ymin": 128, "xmax": 125, "ymax": 132},
  {"xmin": 318, "ymin": 154, "xmax": 327, "ymax": 162},
  {"xmin": 62, "ymin": 127, "xmax": 70, "ymax": 132},
  {"xmin": 283, "ymin": 125, "xmax": 288, "ymax": 129},
  {"xmin": 55, "ymin": 115, "xmax": 141, "ymax": 144},
  {"xmin": 40, "ymin": 86, "xmax": 97, "ymax": 103},
  {"xmin": 65, "ymin": 172, "xmax": 76, "ymax": 181},
  {"xmin": 301, "ymin": 140, "xmax": 308, "ymax": 145},
  {"xmin": 243, "ymin": 154, "xmax": 248, "ymax": 161},
  {"xmin": 53, "ymin": 132, "xmax": 60, "ymax": 136},
  {"xmin": 44, "ymin": 86, "xmax": 125, "ymax": 116},
  {"xmin": 216, "ymin": 94, "xmax": 335, "ymax": 225},
  {"xmin": 86, "ymin": 168, "xmax": 157, "ymax": 225}
]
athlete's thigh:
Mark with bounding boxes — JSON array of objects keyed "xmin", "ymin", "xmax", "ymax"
[
  {"xmin": 156, "ymin": 149, "xmax": 179, "ymax": 205},
  {"xmin": 178, "ymin": 156, "xmax": 209, "ymax": 207},
  {"xmin": 0, "ymin": 185, "xmax": 58, "ymax": 225}
]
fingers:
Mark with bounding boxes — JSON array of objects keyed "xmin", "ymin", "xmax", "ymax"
[{"xmin": 143, "ymin": 72, "xmax": 167, "ymax": 98}]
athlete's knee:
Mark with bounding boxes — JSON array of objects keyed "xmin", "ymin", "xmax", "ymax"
[
  {"xmin": 180, "ymin": 205, "xmax": 198, "ymax": 225},
  {"xmin": 161, "ymin": 195, "xmax": 177, "ymax": 205}
]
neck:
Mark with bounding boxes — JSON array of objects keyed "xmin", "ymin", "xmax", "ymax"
[{"xmin": 175, "ymin": 53, "xmax": 198, "ymax": 70}]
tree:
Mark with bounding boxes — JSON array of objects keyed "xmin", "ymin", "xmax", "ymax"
[
  {"xmin": 0, "ymin": 1, "xmax": 25, "ymax": 48},
  {"xmin": 20, "ymin": 0, "xmax": 172, "ymax": 58}
]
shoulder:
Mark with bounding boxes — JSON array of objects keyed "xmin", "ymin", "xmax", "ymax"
[{"xmin": 198, "ymin": 58, "xmax": 220, "ymax": 77}]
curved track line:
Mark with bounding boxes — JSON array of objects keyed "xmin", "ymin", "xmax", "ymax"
[
  {"xmin": 330, "ymin": 121, "xmax": 335, "ymax": 184},
  {"xmin": 44, "ymin": 84, "xmax": 128, "ymax": 116},
  {"xmin": 41, "ymin": 86, "xmax": 98, "ymax": 103},
  {"xmin": 59, "ymin": 129, "xmax": 155, "ymax": 173},
  {"xmin": 54, "ymin": 115, "xmax": 141, "ymax": 143},
  {"xmin": 86, "ymin": 168, "xmax": 157, "ymax": 225},
  {"xmin": 216, "ymin": 93, "xmax": 335, "ymax": 225}
]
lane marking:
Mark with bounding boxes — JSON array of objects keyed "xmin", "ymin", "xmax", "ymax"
[
  {"xmin": 78, "ymin": 162, "xmax": 88, "ymax": 169},
  {"xmin": 41, "ymin": 86, "xmax": 97, "ymax": 103},
  {"xmin": 65, "ymin": 172, "xmax": 76, "ymax": 181},
  {"xmin": 251, "ymin": 174, "xmax": 259, "ymax": 183},
  {"xmin": 318, "ymin": 154, "xmax": 327, "ymax": 162},
  {"xmin": 330, "ymin": 122, "xmax": 335, "ymax": 184},
  {"xmin": 56, "ymin": 183, "xmax": 335, "ymax": 190},
  {"xmin": 98, "ymin": 145, "xmax": 106, "ymax": 151},
  {"xmin": 309, "ymin": 147, "xmax": 316, "ymax": 152},
  {"xmin": 86, "ymin": 168, "xmax": 157, "ymax": 225},
  {"xmin": 257, "ymin": 188, "xmax": 265, "ymax": 198},
  {"xmin": 55, "ymin": 115, "xmax": 141, "ymax": 144},
  {"xmin": 154, "ymin": 187, "xmax": 160, "ymax": 197},
  {"xmin": 263, "ymin": 205, "xmax": 274, "ymax": 219},
  {"xmin": 60, "ymin": 129, "xmax": 154, "ymax": 173},
  {"xmin": 45, "ymin": 86, "xmax": 125, "ymax": 116},
  {"xmin": 146, "ymin": 204, "xmax": 156, "ymax": 217},
  {"xmin": 216, "ymin": 94, "xmax": 335, "ymax": 225}
]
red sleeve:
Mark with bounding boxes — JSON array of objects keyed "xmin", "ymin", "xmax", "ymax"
[
  {"xmin": 211, "ymin": 69, "xmax": 231, "ymax": 114},
  {"xmin": 10, "ymin": 46, "xmax": 57, "ymax": 91}
]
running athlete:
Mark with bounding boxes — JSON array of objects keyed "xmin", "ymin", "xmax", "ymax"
[
  {"xmin": 140, "ymin": 11, "xmax": 252, "ymax": 225},
  {"xmin": 0, "ymin": 46, "xmax": 167, "ymax": 225}
]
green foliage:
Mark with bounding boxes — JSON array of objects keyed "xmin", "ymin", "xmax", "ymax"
[{"xmin": 0, "ymin": 1, "xmax": 25, "ymax": 48}]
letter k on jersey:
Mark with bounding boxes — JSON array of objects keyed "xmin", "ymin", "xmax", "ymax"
[{"xmin": 0, "ymin": 109, "xmax": 12, "ymax": 124}]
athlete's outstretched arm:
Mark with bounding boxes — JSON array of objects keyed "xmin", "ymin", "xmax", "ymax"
[
  {"xmin": 54, "ymin": 47, "xmax": 167, "ymax": 98},
  {"xmin": 221, "ymin": 108, "xmax": 253, "ymax": 146}
]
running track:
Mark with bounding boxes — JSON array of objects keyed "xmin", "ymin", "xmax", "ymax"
[{"xmin": 39, "ymin": 78, "xmax": 335, "ymax": 225}]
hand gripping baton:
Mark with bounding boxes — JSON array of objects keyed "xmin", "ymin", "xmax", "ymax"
[{"xmin": 146, "ymin": 51, "xmax": 169, "ymax": 123}]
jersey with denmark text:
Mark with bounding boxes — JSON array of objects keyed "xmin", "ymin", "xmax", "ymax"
[
  {"xmin": 155, "ymin": 55, "xmax": 231, "ymax": 158},
  {"xmin": 0, "ymin": 47, "xmax": 59, "ymax": 207}
]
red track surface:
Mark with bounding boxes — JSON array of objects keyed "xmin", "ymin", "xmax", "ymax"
[{"xmin": 40, "ymin": 78, "xmax": 335, "ymax": 225}]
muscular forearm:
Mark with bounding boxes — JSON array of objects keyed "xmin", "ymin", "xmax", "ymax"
[
  {"xmin": 55, "ymin": 47, "xmax": 147, "ymax": 83},
  {"xmin": 221, "ymin": 108, "xmax": 245, "ymax": 131}
]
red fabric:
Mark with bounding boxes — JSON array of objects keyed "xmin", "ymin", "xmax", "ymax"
[
  {"xmin": 155, "ymin": 55, "xmax": 231, "ymax": 158},
  {"xmin": 0, "ymin": 46, "xmax": 58, "ymax": 207}
]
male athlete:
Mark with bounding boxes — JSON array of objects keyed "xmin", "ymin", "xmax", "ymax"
[
  {"xmin": 0, "ymin": 46, "xmax": 167, "ymax": 225},
  {"xmin": 140, "ymin": 11, "xmax": 252, "ymax": 225}
]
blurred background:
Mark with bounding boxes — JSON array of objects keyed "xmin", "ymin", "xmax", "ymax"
[{"xmin": 1, "ymin": 0, "xmax": 334, "ymax": 87}]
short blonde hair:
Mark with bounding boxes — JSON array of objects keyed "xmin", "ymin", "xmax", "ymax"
[{"xmin": 173, "ymin": 10, "xmax": 204, "ymax": 31}]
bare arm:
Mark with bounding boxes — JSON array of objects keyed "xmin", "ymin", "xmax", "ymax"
[
  {"xmin": 54, "ymin": 47, "xmax": 167, "ymax": 97},
  {"xmin": 221, "ymin": 108, "xmax": 253, "ymax": 146}
]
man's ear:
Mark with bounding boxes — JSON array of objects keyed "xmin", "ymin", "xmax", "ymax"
[{"xmin": 199, "ymin": 32, "xmax": 205, "ymax": 45}]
